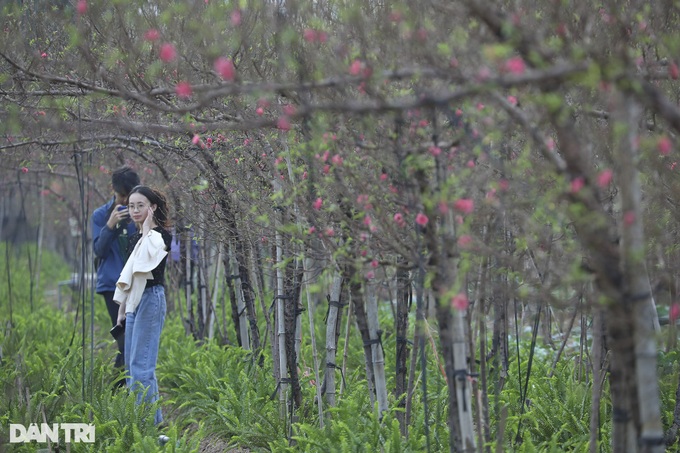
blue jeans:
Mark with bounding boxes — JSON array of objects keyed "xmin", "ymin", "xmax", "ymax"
[{"xmin": 125, "ymin": 285, "xmax": 166, "ymax": 425}]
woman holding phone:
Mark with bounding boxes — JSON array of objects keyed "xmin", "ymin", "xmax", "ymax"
[{"xmin": 113, "ymin": 186, "xmax": 172, "ymax": 427}]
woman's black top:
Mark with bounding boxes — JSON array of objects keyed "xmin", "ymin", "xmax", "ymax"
[{"xmin": 127, "ymin": 227, "xmax": 173, "ymax": 288}]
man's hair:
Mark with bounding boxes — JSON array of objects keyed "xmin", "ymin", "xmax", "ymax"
[{"xmin": 111, "ymin": 166, "xmax": 140, "ymax": 196}]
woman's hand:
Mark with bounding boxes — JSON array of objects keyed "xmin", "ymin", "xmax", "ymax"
[
  {"xmin": 142, "ymin": 206, "xmax": 155, "ymax": 236},
  {"xmin": 117, "ymin": 302, "xmax": 126, "ymax": 326}
]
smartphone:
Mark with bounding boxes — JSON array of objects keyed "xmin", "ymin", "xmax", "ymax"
[
  {"xmin": 117, "ymin": 205, "xmax": 129, "ymax": 224},
  {"xmin": 110, "ymin": 321, "xmax": 125, "ymax": 340}
]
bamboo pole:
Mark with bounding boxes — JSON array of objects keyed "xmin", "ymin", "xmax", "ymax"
[
  {"xmin": 275, "ymin": 214, "xmax": 288, "ymax": 418},
  {"xmin": 35, "ymin": 175, "xmax": 45, "ymax": 293},
  {"xmin": 304, "ymin": 256, "xmax": 324, "ymax": 428},
  {"xmin": 184, "ymin": 227, "xmax": 194, "ymax": 336},
  {"xmin": 294, "ymin": 257, "xmax": 303, "ymax": 365}
]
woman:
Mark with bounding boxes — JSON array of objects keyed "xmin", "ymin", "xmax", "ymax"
[{"xmin": 113, "ymin": 185, "xmax": 172, "ymax": 426}]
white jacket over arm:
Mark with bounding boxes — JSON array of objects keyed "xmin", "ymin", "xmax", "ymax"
[{"xmin": 113, "ymin": 230, "xmax": 168, "ymax": 314}]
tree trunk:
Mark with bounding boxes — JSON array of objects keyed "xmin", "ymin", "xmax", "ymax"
[
  {"xmin": 224, "ymin": 246, "xmax": 242, "ymax": 347},
  {"xmin": 303, "ymin": 256, "xmax": 324, "ymax": 427},
  {"xmin": 207, "ymin": 246, "xmax": 222, "ymax": 340},
  {"xmin": 197, "ymin": 147, "xmax": 261, "ymax": 354},
  {"xmin": 614, "ymin": 92, "xmax": 664, "ymax": 452},
  {"xmin": 339, "ymin": 286, "xmax": 353, "ymax": 397},
  {"xmin": 606, "ymin": 301, "xmax": 638, "ymax": 452},
  {"xmin": 394, "ymin": 261, "xmax": 411, "ymax": 435},
  {"xmin": 346, "ymin": 263, "xmax": 376, "ymax": 405},
  {"xmin": 406, "ymin": 254, "xmax": 428, "ymax": 444},
  {"xmin": 366, "ymin": 280, "xmax": 388, "ymax": 417},
  {"xmin": 196, "ymin": 251, "xmax": 207, "ymax": 339},
  {"xmin": 451, "ymin": 302, "xmax": 476, "ymax": 451},
  {"xmin": 590, "ymin": 302, "xmax": 607, "ymax": 453},
  {"xmin": 232, "ymin": 232, "xmax": 260, "ymax": 354},
  {"xmin": 229, "ymin": 244, "xmax": 250, "ymax": 349},
  {"xmin": 490, "ymin": 269, "xmax": 509, "ymax": 389},
  {"xmin": 422, "ymin": 211, "xmax": 476, "ymax": 452},
  {"xmin": 475, "ymin": 250, "xmax": 491, "ymax": 451},
  {"xmin": 284, "ymin": 253, "xmax": 304, "ymax": 410},
  {"xmin": 183, "ymin": 226, "xmax": 195, "ymax": 337},
  {"xmin": 323, "ymin": 272, "xmax": 344, "ymax": 408}
]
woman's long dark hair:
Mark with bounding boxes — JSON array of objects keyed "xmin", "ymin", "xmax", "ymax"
[{"xmin": 129, "ymin": 185, "xmax": 171, "ymax": 229}]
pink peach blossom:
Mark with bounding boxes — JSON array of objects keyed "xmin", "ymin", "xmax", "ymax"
[
  {"xmin": 415, "ymin": 212, "xmax": 429, "ymax": 226},
  {"xmin": 671, "ymin": 303, "xmax": 680, "ymax": 323},
  {"xmin": 570, "ymin": 177, "xmax": 585, "ymax": 193},
  {"xmin": 159, "ymin": 43, "xmax": 177, "ymax": 62},
  {"xmin": 144, "ymin": 29, "xmax": 160, "ymax": 41},
  {"xmin": 453, "ymin": 198, "xmax": 474, "ymax": 214},
  {"xmin": 76, "ymin": 0, "xmax": 87, "ymax": 15},
  {"xmin": 283, "ymin": 104, "xmax": 296, "ymax": 116},
  {"xmin": 429, "ymin": 146, "xmax": 442, "ymax": 156},
  {"xmin": 670, "ymin": 63, "xmax": 679, "ymax": 80},
  {"xmin": 349, "ymin": 59, "xmax": 363, "ymax": 75},
  {"xmin": 277, "ymin": 116, "xmax": 291, "ymax": 131},
  {"xmin": 504, "ymin": 57, "xmax": 526, "ymax": 74},
  {"xmin": 451, "ymin": 293, "xmax": 469, "ymax": 310},
  {"xmin": 623, "ymin": 211, "xmax": 636, "ymax": 226},
  {"xmin": 658, "ymin": 136, "xmax": 672, "ymax": 155},
  {"xmin": 457, "ymin": 235, "xmax": 473, "ymax": 248},
  {"xmin": 214, "ymin": 57, "xmax": 235, "ymax": 81},
  {"xmin": 230, "ymin": 9, "xmax": 241, "ymax": 26},
  {"xmin": 175, "ymin": 81, "xmax": 192, "ymax": 98},
  {"xmin": 597, "ymin": 169, "xmax": 613, "ymax": 187},
  {"xmin": 303, "ymin": 29, "xmax": 317, "ymax": 42}
]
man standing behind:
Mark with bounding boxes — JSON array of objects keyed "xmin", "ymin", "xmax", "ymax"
[{"xmin": 92, "ymin": 166, "xmax": 140, "ymax": 376}]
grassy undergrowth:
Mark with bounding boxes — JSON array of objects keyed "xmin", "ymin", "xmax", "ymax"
[{"xmin": 3, "ymin": 242, "xmax": 680, "ymax": 452}]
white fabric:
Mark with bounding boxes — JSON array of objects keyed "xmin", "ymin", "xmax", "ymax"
[{"xmin": 113, "ymin": 230, "xmax": 168, "ymax": 314}]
